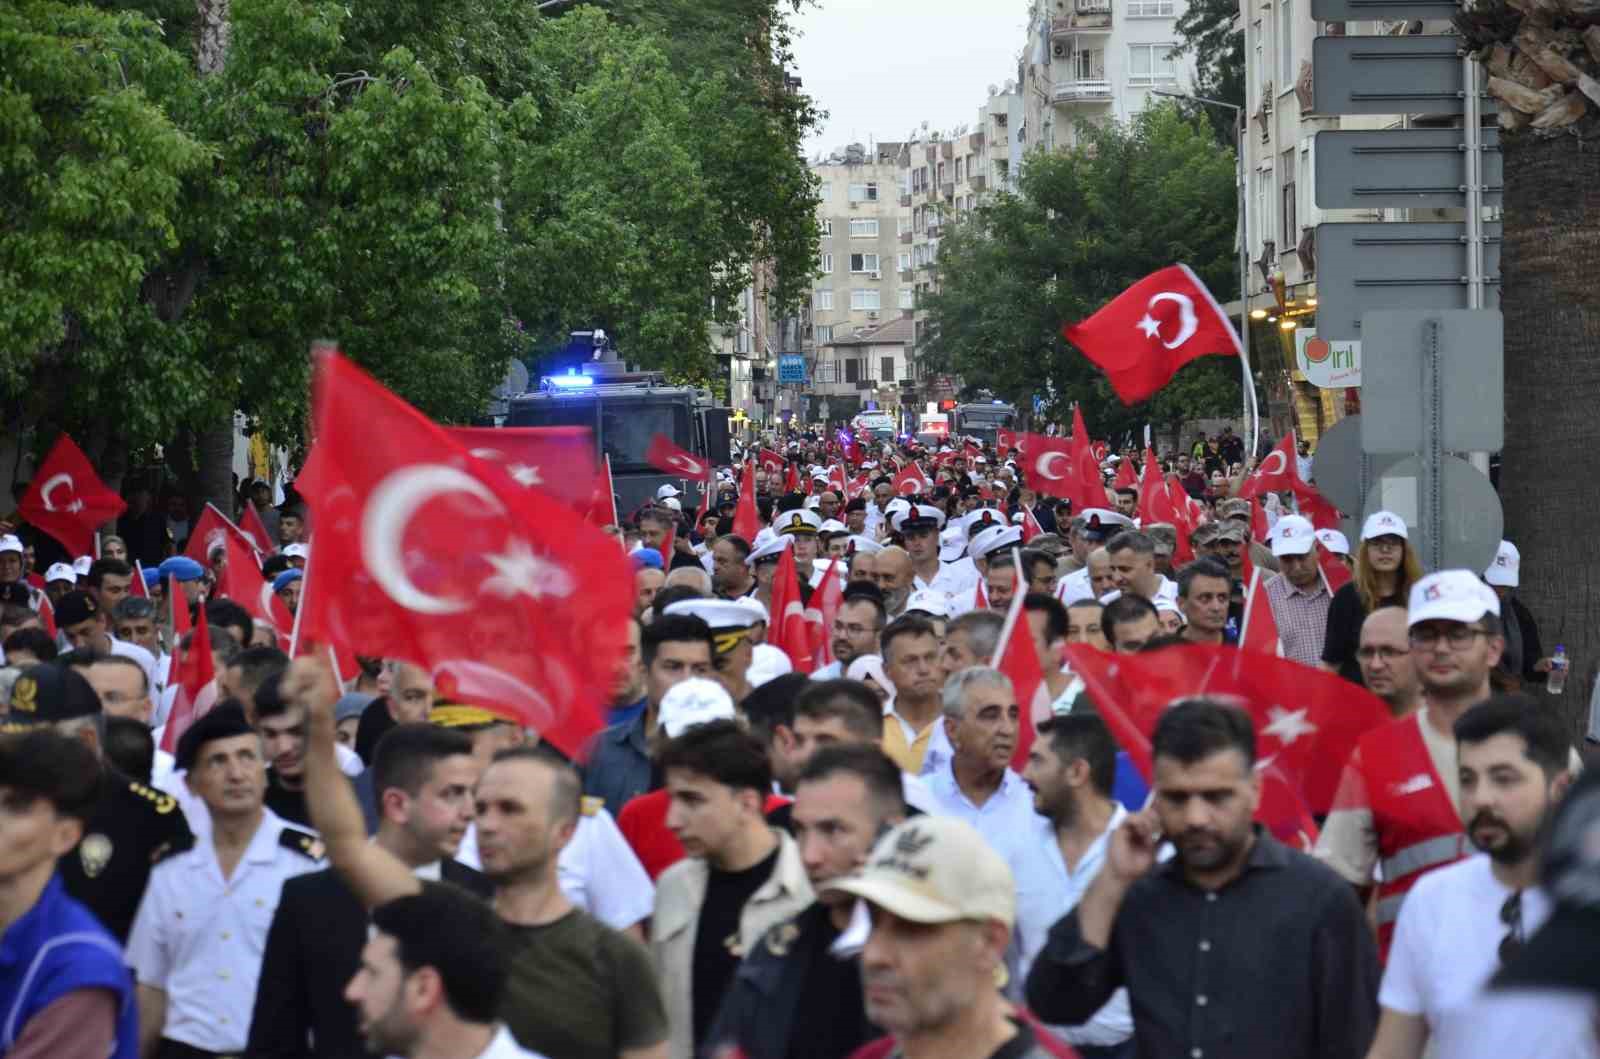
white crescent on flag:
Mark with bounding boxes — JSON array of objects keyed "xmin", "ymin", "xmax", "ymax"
[
  {"xmin": 361, "ymin": 465, "xmax": 504, "ymax": 615},
  {"xmin": 40, "ymin": 473, "xmax": 83, "ymax": 514},
  {"xmin": 1148, "ymin": 292, "xmax": 1199, "ymax": 349},
  {"xmin": 1259, "ymin": 450, "xmax": 1288, "ymax": 477},
  {"xmin": 1036, "ymin": 451, "xmax": 1070, "ymax": 481},
  {"xmin": 666, "ymin": 454, "xmax": 705, "ymax": 478}
]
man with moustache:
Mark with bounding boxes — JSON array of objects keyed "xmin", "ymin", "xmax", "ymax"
[{"xmin": 927, "ymin": 668, "xmax": 1036, "ymax": 848}]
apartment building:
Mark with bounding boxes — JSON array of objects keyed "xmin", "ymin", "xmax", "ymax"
[
  {"xmin": 807, "ymin": 143, "xmax": 908, "ymax": 351},
  {"xmin": 1019, "ymin": 0, "xmax": 1196, "ymax": 155}
]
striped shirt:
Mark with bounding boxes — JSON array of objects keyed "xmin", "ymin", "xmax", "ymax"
[{"xmin": 1263, "ymin": 572, "xmax": 1331, "ymax": 665}]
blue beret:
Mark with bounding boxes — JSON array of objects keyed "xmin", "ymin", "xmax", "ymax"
[
  {"xmin": 631, "ymin": 548, "xmax": 664, "ymax": 571},
  {"xmin": 272, "ymin": 569, "xmax": 304, "ymax": 593},
  {"xmin": 157, "ymin": 556, "xmax": 206, "ymax": 583},
  {"xmin": 141, "ymin": 567, "xmax": 162, "ymax": 588}
]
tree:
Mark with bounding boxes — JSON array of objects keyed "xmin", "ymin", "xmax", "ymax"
[
  {"xmin": 1173, "ymin": 0, "xmax": 1245, "ymax": 145},
  {"xmin": 1455, "ymin": 4, "xmax": 1600, "ymax": 734},
  {"xmin": 919, "ymin": 104, "xmax": 1242, "ymax": 444}
]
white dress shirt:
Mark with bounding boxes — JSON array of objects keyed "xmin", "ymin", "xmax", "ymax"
[
  {"xmin": 926, "ymin": 763, "xmax": 1041, "ymax": 846},
  {"xmin": 994, "ymin": 805, "xmax": 1135, "ymax": 1047},
  {"xmin": 126, "ymin": 809, "xmax": 323, "ymax": 1052},
  {"xmin": 474, "ymin": 1023, "xmax": 549, "ymax": 1058},
  {"xmin": 1055, "ymin": 567, "xmax": 1094, "ymax": 605}
]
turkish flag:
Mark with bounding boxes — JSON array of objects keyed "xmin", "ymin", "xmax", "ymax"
[
  {"xmin": 732, "ymin": 461, "xmax": 760, "ymax": 541},
  {"xmin": 1240, "ymin": 433, "xmax": 1297, "ymax": 499},
  {"xmin": 1064, "ymin": 643, "xmax": 1392, "ymax": 838},
  {"xmin": 1113, "ymin": 458, "xmax": 1138, "ymax": 491},
  {"xmin": 784, "ymin": 462, "xmax": 801, "ymax": 494},
  {"xmin": 18, "ymin": 435, "xmax": 127, "ymax": 557},
  {"xmin": 766, "ymin": 544, "xmax": 812, "ymax": 673},
  {"xmin": 216, "ymin": 532, "xmax": 294, "ymax": 651},
  {"xmin": 645, "ymin": 433, "xmax": 711, "ymax": 483},
  {"xmin": 1317, "ymin": 541, "xmax": 1354, "ymax": 594},
  {"xmin": 130, "ymin": 561, "xmax": 150, "ymax": 599},
  {"xmin": 810, "ymin": 558, "xmax": 844, "ymax": 668},
  {"xmin": 992, "ymin": 584, "xmax": 1047, "ymax": 772},
  {"xmin": 759, "ymin": 448, "xmax": 785, "ymax": 478},
  {"xmin": 659, "ymin": 521, "xmax": 676, "ymax": 567},
  {"xmin": 892, "ymin": 463, "xmax": 930, "ymax": 497},
  {"xmin": 238, "ymin": 503, "xmax": 273, "ymax": 555},
  {"xmin": 1019, "ymin": 506, "xmax": 1044, "ymax": 543},
  {"xmin": 1250, "ymin": 495, "xmax": 1271, "ymax": 544},
  {"xmin": 1062, "ymin": 264, "xmax": 1242, "ymax": 405},
  {"xmin": 828, "ymin": 464, "xmax": 848, "ymax": 497},
  {"xmin": 584, "ymin": 454, "xmax": 620, "ymax": 528},
  {"xmin": 168, "ymin": 574, "xmax": 191, "ymax": 637},
  {"xmin": 185, "ymin": 504, "xmax": 261, "ymax": 567},
  {"xmin": 997, "ymin": 429, "xmax": 1016, "ymax": 460},
  {"xmin": 1238, "ymin": 567, "xmax": 1281, "ymax": 654},
  {"xmin": 1021, "ymin": 433, "xmax": 1074, "ymax": 500},
  {"xmin": 36, "ymin": 591, "xmax": 57, "ymax": 638},
  {"xmin": 1291, "ymin": 478, "xmax": 1343, "ymax": 531},
  {"xmin": 295, "ymin": 350, "xmax": 633, "ymax": 757},
  {"xmin": 160, "ymin": 604, "xmax": 215, "ymax": 754},
  {"xmin": 448, "ymin": 427, "xmax": 598, "ymax": 511}
]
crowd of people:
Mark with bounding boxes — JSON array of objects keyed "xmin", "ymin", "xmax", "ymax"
[{"xmin": 0, "ymin": 428, "xmax": 1596, "ymax": 1059}]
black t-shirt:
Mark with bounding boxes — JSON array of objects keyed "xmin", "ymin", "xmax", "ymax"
[
  {"xmin": 354, "ymin": 694, "xmax": 396, "ymax": 765},
  {"xmin": 788, "ymin": 914, "xmax": 868, "ymax": 1059},
  {"xmin": 692, "ymin": 847, "xmax": 779, "ymax": 1047},
  {"xmin": 264, "ymin": 769, "xmax": 311, "ymax": 827},
  {"xmin": 1321, "ymin": 581, "xmax": 1404, "ymax": 684}
]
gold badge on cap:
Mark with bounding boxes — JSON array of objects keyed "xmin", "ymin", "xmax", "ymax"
[
  {"xmin": 80, "ymin": 834, "xmax": 113, "ymax": 878},
  {"xmin": 11, "ymin": 677, "xmax": 36, "ymax": 713}
]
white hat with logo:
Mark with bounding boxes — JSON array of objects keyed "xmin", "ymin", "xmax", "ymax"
[
  {"xmin": 657, "ymin": 677, "xmax": 737, "ymax": 738},
  {"xmin": 1315, "ymin": 528, "xmax": 1351, "ymax": 556},
  {"xmin": 44, "ymin": 562, "xmax": 77, "ymax": 585},
  {"xmin": 822, "ymin": 817, "xmax": 1016, "ymax": 928},
  {"xmin": 1485, "ymin": 540, "xmax": 1520, "ymax": 588},
  {"xmin": 1408, "ymin": 569, "xmax": 1501, "ymax": 627},
  {"xmin": 1270, "ymin": 515, "xmax": 1317, "ymax": 557},
  {"xmin": 1361, "ymin": 510, "xmax": 1408, "ymax": 541}
]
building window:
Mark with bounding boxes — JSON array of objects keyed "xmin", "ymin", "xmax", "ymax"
[
  {"xmin": 1278, "ymin": 0, "xmax": 1293, "ymax": 86},
  {"xmin": 899, "ymin": 287, "xmax": 914, "ymax": 309},
  {"xmin": 1128, "ymin": 0, "xmax": 1175, "ymax": 14},
  {"xmin": 882, "ymin": 356, "xmax": 896, "ymax": 381},
  {"xmin": 936, "ymin": 162, "xmax": 946, "ymax": 185},
  {"xmin": 819, "ymin": 219, "xmax": 832, "ymax": 237},
  {"xmin": 954, "ymin": 158, "xmax": 964, "ymax": 183},
  {"xmin": 1255, "ymin": 167, "xmax": 1272, "ymax": 257},
  {"xmin": 850, "ymin": 253, "xmax": 880, "ymax": 274},
  {"xmin": 815, "ymin": 289, "xmax": 834, "ymax": 311},
  {"xmin": 1075, "ymin": 48, "xmax": 1105, "ymax": 82},
  {"xmin": 849, "ymin": 218, "xmax": 880, "ymax": 238},
  {"xmin": 817, "ymin": 181, "xmax": 831, "ymax": 201},
  {"xmin": 848, "ymin": 182, "xmax": 879, "ymax": 202},
  {"xmin": 1280, "ymin": 149, "xmax": 1297, "ymax": 244},
  {"xmin": 851, "ymin": 289, "xmax": 882, "ymax": 310},
  {"xmin": 1128, "ymin": 44, "xmax": 1178, "ymax": 84},
  {"xmin": 899, "ymin": 251, "xmax": 911, "ymax": 271},
  {"xmin": 815, "ymin": 324, "xmax": 833, "ymax": 344},
  {"xmin": 819, "ymin": 253, "xmax": 833, "ymax": 274},
  {"xmin": 845, "ymin": 358, "xmax": 861, "ymax": 383}
]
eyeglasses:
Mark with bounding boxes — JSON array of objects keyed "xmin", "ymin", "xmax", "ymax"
[
  {"xmin": 1408, "ymin": 627, "xmax": 1488, "ymax": 650},
  {"xmin": 1498, "ymin": 890, "xmax": 1524, "ymax": 965},
  {"xmin": 1356, "ymin": 646, "xmax": 1410, "ymax": 661}
]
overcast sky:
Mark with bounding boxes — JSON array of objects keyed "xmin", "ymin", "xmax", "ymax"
[{"xmin": 791, "ymin": 0, "xmax": 1033, "ymax": 159}]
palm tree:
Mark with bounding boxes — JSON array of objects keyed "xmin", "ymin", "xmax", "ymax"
[{"xmin": 1458, "ymin": 4, "xmax": 1600, "ymax": 732}]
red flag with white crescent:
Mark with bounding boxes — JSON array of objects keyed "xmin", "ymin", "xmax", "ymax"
[
  {"xmin": 1021, "ymin": 433, "xmax": 1074, "ymax": 500},
  {"xmin": 216, "ymin": 531, "xmax": 294, "ymax": 651},
  {"xmin": 448, "ymin": 426, "xmax": 599, "ymax": 510},
  {"xmin": 1240, "ymin": 433, "xmax": 1297, "ymax": 499},
  {"xmin": 1062, "ymin": 264, "xmax": 1242, "ymax": 405},
  {"xmin": 766, "ymin": 544, "xmax": 813, "ymax": 673},
  {"xmin": 759, "ymin": 448, "xmax": 785, "ymax": 478},
  {"xmin": 645, "ymin": 433, "xmax": 711, "ymax": 483},
  {"xmin": 891, "ymin": 463, "xmax": 930, "ymax": 498},
  {"xmin": 238, "ymin": 503, "xmax": 273, "ymax": 556},
  {"xmin": 185, "ymin": 504, "xmax": 260, "ymax": 567},
  {"xmin": 295, "ymin": 349, "xmax": 633, "ymax": 756},
  {"xmin": 17, "ymin": 435, "xmax": 127, "ymax": 557},
  {"xmin": 1317, "ymin": 541, "xmax": 1354, "ymax": 594}
]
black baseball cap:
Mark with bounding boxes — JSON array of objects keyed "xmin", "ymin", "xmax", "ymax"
[{"xmin": 3, "ymin": 663, "xmax": 102, "ymax": 728}]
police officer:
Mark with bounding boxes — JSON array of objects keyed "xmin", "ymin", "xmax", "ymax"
[
  {"xmin": 1, "ymin": 661, "xmax": 191, "ymax": 941},
  {"xmin": 126, "ymin": 703, "xmax": 324, "ymax": 1059}
]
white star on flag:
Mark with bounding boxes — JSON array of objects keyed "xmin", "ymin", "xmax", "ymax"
[
  {"xmin": 482, "ymin": 538, "xmax": 575, "ymax": 601},
  {"xmin": 507, "ymin": 463, "xmax": 543, "ymax": 487},
  {"xmin": 1137, "ymin": 314, "xmax": 1162, "ymax": 339},
  {"xmin": 1262, "ymin": 706, "xmax": 1318, "ymax": 746}
]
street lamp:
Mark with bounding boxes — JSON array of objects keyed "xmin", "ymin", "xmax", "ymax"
[{"xmin": 1151, "ymin": 88, "xmax": 1258, "ymax": 457}]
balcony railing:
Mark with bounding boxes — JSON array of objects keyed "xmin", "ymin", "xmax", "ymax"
[{"xmin": 1052, "ymin": 80, "xmax": 1113, "ymax": 103}]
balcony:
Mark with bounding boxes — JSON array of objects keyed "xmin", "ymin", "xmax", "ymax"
[
  {"xmin": 970, "ymin": 174, "xmax": 987, "ymax": 192},
  {"xmin": 899, "ymin": 193, "xmax": 912, "ymax": 207},
  {"xmin": 1052, "ymin": 80, "xmax": 1113, "ymax": 104}
]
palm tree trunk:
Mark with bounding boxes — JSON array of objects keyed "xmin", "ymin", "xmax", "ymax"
[{"xmin": 1497, "ymin": 130, "xmax": 1600, "ymax": 736}]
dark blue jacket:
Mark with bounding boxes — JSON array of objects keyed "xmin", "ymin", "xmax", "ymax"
[{"xmin": 581, "ymin": 711, "xmax": 654, "ymax": 815}]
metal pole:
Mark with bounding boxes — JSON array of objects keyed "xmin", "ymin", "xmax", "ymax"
[
  {"xmin": 1237, "ymin": 110, "xmax": 1260, "ymax": 460},
  {"xmin": 1462, "ymin": 52, "xmax": 1492, "ymax": 477}
]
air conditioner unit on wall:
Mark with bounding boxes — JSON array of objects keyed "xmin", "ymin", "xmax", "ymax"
[
  {"xmin": 1053, "ymin": 42, "xmax": 1067, "ymax": 57},
  {"xmin": 869, "ymin": 270, "xmax": 881, "ymax": 279}
]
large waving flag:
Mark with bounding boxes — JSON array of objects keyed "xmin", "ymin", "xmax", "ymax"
[
  {"xmin": 18, "ymin": 435, "xmax": 127, "ymax": 556},
  {"xmin": 1063, "ymin": 264, "xmax": 1242, "ymax": 405}
]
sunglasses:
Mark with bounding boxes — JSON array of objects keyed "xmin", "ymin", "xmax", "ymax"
[{"xmin": 1498, "ymin": 889, "xmax": 1524, "ymax": 966}]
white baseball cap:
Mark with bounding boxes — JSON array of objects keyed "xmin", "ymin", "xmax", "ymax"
[
  {"xmin": 283, "ymin": 542, "xmax": 311, "ymax": 559},
  {"xmin": 1408, "ymin": 569, "xmax": 1501, "ymax": 627},
  {"xmin": 72, "ymin": 556, "xmax": 93, "ymax": 576},
  {"xmin": 904, "ymin": 589, "xmax": 952, "ymax": 619},
  {"xmin": 1270, "ymin": 515, "xmax": 1316, "ymax": 557},
  {"xmin": 1314, "ymin": 528, "xmax": 1351, "ymax": 556},
  {"xmin": 1485, "ymin": 540, "xmax": 1520, "ymax": 588},
  {"xmin": 1361, "ymin": 510, "xmax": 1408, "ymax": 542},
  {"xmin": 657, "ymin": 677, "xmax": 737, "ymax": 738},
  {"xmin": 0, "ymin": 535, "xmax": 21, "ymax": 556},
  {"xmin": 746, "ymin": 643, "xmax": 794, "ymax": 688},
  {"xmin": 44, "ymin": 562, "xmax": 77, "ymax": 585},
  {"xmin": 656, "ymin": 483, "xmax": 682, "ymax": 499},
  {"xmin": 822, "ymin": 817, "xmax": 1016, "ymax": 928},
  {"xmin": 659, "ymin": 496, "xmax": 682, "ymax": 512}
]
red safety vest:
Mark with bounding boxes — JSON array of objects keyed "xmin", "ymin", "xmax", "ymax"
[{"xmin": 1360, "ymin": 712, "xmax": 1468, "ymax": 959}]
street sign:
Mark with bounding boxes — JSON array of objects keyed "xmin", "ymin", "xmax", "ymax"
[
  {"xmin": 1314, "ymin": 128, "xmax": 1502, "ymax": 209},
  {"xmin": 1309, "ymin": 416, "xmax": 1401, "ymax": 514},
  {"xmin": 1313, "ymin": 222, "xmax": 1500, "ymax": 341},
  {"xmin": 1359, "ymin": 309, "xmax": 1504, "ymax": 453},
  {"xmin": 1313, "ymin": 36, "xmax": 1491, "ymax": 116},
  {"xmin": 777, "ymin": 354, "xmax": 808, "ymax": 384},
  {"xmin": 1363, "ymin": 454, "xmax": 1503, "ymax": 572},
  {"xmin": 1294, "ymin": 329, "xmax": 1362, "ymax": 389},
  {"xmin": 1310, "ymin": 0, "xmax": 1459, "ymax": 19}
]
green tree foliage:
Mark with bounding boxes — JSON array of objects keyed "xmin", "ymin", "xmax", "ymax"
[
  {"xmin": 1173, "ymin": 0, "xmax": 1245, "ymax": 145},
  {"xmin": 919, "ymin": 105, "xmax": 1242, "ymax": 443},
  {"xmin": 1, "ymin": 0, "xmax": 819, "ymax": 461}
]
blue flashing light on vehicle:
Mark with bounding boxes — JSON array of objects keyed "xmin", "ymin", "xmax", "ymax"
[{"xmin": 546, "ymin": 369, "xmax": 594, "ymax": 389}]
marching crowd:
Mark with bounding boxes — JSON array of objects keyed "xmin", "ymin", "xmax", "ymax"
[{"xmin": 3, "ymin": 426, "xmax": 1599, "ymax": 1059}]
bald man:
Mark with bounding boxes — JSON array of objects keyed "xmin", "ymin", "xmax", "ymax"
[{"xmin": 1357, "ymin": 606, "xmax": 1419, "ymax": 717}]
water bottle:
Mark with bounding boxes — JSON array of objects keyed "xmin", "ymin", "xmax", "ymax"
[{"xmin": 1548, "ymin": 645, "xmax": 1569, "ymax": 695}]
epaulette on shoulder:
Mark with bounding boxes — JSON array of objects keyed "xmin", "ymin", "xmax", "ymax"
[
  {"xmin": 581, "ymin": 795, "xmax": 603, "ymax": 817},
  {"xmin": 128, "ymin": 781, "xmax": 179, "ymax": 816},
  {"xmin": 150, "ymin": 831, "xmax": 195, "ymax": 865},
  {"xmin": 279, "ymin": 827, "xmax": 326, "ymax": 861}
]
